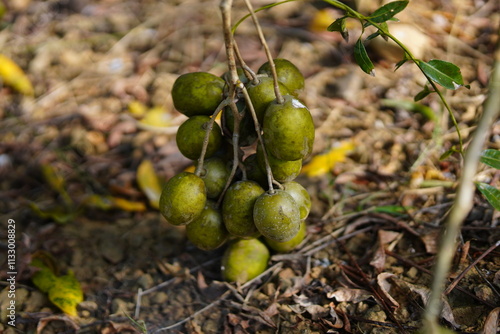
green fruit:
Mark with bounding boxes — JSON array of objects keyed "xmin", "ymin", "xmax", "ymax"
[
  {"xmin": 258, "ymin": 59, "xmax": 304, "ymax": 96},
  {"xmin": 253, "ymin": 190, "xmax": 301, "ymax": 242},
  {"xmin": 186, "ymin": 201, "xmax": 228, "ymax": 250},
  {"xmin": 263, "ymin": 95, "xmax": 314, "ymax": 161},
  {"xmin": 222, "ymin": 100, "xmax": 257, "ymax": 147},
  {"xmin": 256, "ymin": 144, "xmax": 301, "ymax": 183},
  {"xmin": 222, "ymin": 180, "xmax": 264, "ymax": 238},
  {"xmin": 246, "ymin": 76, "xmax": 290, "ymax": 124},
  {"xmin": 283, "ymin": 181, "xmax": 311, "ymax": 220},
  {"xmin": 197, "ymin": 157, "xmax": 231, "ymax": 199},
  {"xmin": 172, "ymin": 72, "xmax": 225, "ymax": 117},
  {"xmin": 265, "ymin": 220, "xmax": 306, "ymax": 253},
  {"xmin": 243, "ymin": 154, "xmax": 267, "ymax": 187},
  {"xmin": 222, "ymin": 238, "xmax": 270, "ymax": 283},
  {"xmin": 159, "ymin": 172, "xmax": 206, "ymax": 226},
  {"xmin": 176, "ymin": 115, "xmax": 222, "ymax": 160}
]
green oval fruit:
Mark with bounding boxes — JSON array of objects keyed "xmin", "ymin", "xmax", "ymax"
[
  {"xmin": 176, "ymin": 115, "xmax": 222, "ymax": 160},
  {"xmin": 246, "ymin": 76, "xmax": 290, "ymax": 124},
  {"xmin": 186, "ymin": 201, "xmax": 228, "ymax": 250},
  {"xmin": 256, "ymin": 144, "xmax": 301, "ymax": 183},
  {"xmin": 258, "ymin": 59, "xmax": 304, "ymax": 97},
  {"xmin": 253, "ymin": 190, "xmax": 301, "ymax": 242},
  {"xmin": 172, "ymin": 72, "xmax": 225, "ymax": 117},
  {"xmin": 222, "ymin": 100, "xmax": 257, "ymax": 147},
  {"xmin": 243, "ymin": 153, "xmax": 267, "ymax": 188},
  {"xmin": 222, "ymin": 180, "xmax": 264, "ymax": 238},
  {"xmin": 159, "ymin": 172, "xmax": 206, "ymax": 226},
  {"xmin": 222, "ymin": 238, "xmax": 270, "ymax": 283},
  {"xmin": 283, "ymin": 181, "xmax": 311, "ymax": 220},
  {"xmin": 265, "ymin": 220, "xmax": 306, "ymax": 253},
  {"xmin": 263, "ymin": 95, "xmax": 314, "ymax": 161},
  {"xmin": 197, "ymin": 157, "xmax": 231, "ymax": 200}
]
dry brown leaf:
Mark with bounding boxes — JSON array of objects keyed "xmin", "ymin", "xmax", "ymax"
[
  {"xmin": 326, "ymin": 287, "xmax": 373, "ymax": 303},
  {"xmin": 376, "ymin": 273, "xmax": 400, "ymax": 311},
  {"xmin": 481, "ymin": 307, "xmax": 500, "ymax": 334},
  {"xmin": 420, "ymin": 228, "xmax": 441, "ymax": 254},
  {"xmin": 306, "ymin": 304, "xmax": 330, "ymax": 320},
  {"xmin": 36, "ymin": 315, "xmax": 80, "ymax": 334},
  {"xmin": 370, "ymin": 230, "xmax": 402, "ymax": 272}
]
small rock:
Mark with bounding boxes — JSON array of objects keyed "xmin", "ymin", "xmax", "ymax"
[
  {"xmin": 111, "ymin": 298, "xmax": 130, "ymax": 315},
  {"xmin": 151, "ymin": 292, "xmax": 168, "ymax": 304},
  {"xmin": 474, "ymin": 284, "xmax": 496, "ymax": 305},
  {"xmin": 100, "ymin": 235, "xmax": 125, "ymax": 264},
  {"xmin": 406, "ymin": 267, "xmax": 418, "ymax": 279},
  {"xmin": 24, "ymin": 291, "xmax": 49, "ymax": 312},
  {"xmin": 364, "ymin": 305, "xmax": 387, "ymax": 322},
  {"xmin": 137, "ymin": 274, "xmax": 154, "ymax": 290},
  {"xmin": 79, "ymin": 300, "xmax": 98, "ymax": 312}
]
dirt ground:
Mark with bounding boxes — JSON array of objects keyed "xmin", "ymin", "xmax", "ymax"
[{"xmin": 0, "ymin": 0, "xmax": 499, "ymax": 333}]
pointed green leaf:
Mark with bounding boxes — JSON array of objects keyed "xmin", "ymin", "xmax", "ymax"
[
  {"xmin": 476, "ymin": 183, "xmax": 500, "ymax": 211},
  {"xmin": 354, "ymin": 39, "xmax": 375, "ymax": 76},
  {"xmin": 327, "ymin": 17, "xmax": 349, "ymax": 42},
  {"xmin": 439, "ymin": 146, "xmax": 459, "ymax": 160},
  {"xmin": 368, "ymin": 1, "xmax": 409, "ymax": 23},
  {"xmin": 480, "ymin": 149, "xmax": 500, "ymax": 170},
  {"xmin": 366, "ymin": 31, "xmax": 380, "ymax": 41},
  {"xmin": 418, "ymin": 59, "xmax": 465, "ymax": 90},
  {"xmin": 382, "ymin": 99, "xmax": 436, "ymax": 121},
  {"xmin": 414, "ymin": 85, "xmax": 434, "ymax": 101}
]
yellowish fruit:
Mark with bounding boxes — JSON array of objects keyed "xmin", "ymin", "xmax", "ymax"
[
  {"xmin": 221, "ymin": 238, "xmax": 270, "ymax": 283},
  {"xmin": 266, "ymin": 220, "xmax": 306, "ymax": 253}
]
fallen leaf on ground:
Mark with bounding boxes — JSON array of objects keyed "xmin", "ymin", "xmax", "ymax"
[
  {"xmin": 137, "ymin": 159, "xmax": 163, "ymax": 209},
  {"xmin": 301, "ymin": 141, "xmax": 355, "ymax": 177},
  {"xmin": 0, "ymin": 53, "xmax": 34, "ymax": 95}
]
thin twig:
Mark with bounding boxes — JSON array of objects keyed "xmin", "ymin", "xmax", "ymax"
[{"xmin": 423, "ymin": 30, "xmax": 500, "ymax": 331}]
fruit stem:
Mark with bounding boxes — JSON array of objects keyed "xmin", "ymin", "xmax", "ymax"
[
  {"xmin": 240, "ymin": 86, "xmax": 275, "ymax": 193},
  {"xmin": 242, "ymin": 0, "xmax": 284, "ymax": 104},
  {"xmin": 194, "ymin": 99, "xmax": 228, "ymax": 177},
  {"xmin": 233, "ymin": 42, "xmax": 258, "ymax": 83}
]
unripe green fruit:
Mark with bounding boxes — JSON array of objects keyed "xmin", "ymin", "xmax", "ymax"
[
  {"xmin": 176, "ymin": 115, "xmax": 222, "ymax": 160},
  {"xmin": 222, "ymin": 180, "xmax": 264, "ymax": 238},
  {"xmin": 283, "ymin": 181, "xmax": 311, "ymax": 220},
  {"xmin": 258, "ymin": 59, "xmax": 304, "ymax": 97},
  {"xmin": 222, "ymin": 100, "xmax": 257, "ymax": 147},
  {"xmin": 222, "ymin": 238, "xmax": 270, "ymax": 283},
  {"xmin": 263, "ymin": 95, "xmax": 314, "ymax": 161},
  {"xmin": 256, "ymin": 144, "xmax": 301, "ymax": 183},
  {"xmin": 243, "ymin": 153, "xmax": 267, "ymax": 188},
  {"xmin": 265, "ymin": 220, "xmax": 306, "ymax": 253},
  {"xmin": 246, "ymin": 76, "xmax": 290, "ymax": 124},
  {"xmin": 186, "ymin": 201, "xmax": 228, "ymax": 250},
  {"xmin": 159, "ymin": 172, "xmax": 206, "ymax": 226},
  {"xmin": 172, "ymin": 72, "xmax": 225, "ymax": 117},
  {"xmin": 253, "ymin": 190, "xmax": 301, "ymax": 242},
  {"xmin": 197, "ymin": 157, "xmax": 231, "ymax": 199}
]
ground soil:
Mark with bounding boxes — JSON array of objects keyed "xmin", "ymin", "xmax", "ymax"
[{"xmin": 0, "ymin": 0, "xmax": 499, "ymax": 333}]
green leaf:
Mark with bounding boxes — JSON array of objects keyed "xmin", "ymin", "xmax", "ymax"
[
  {"xmin": 480, "ymin": 149, "xmax": 500, "ymax": 170},
  {"xmin": 381, "ymin": 99, "xmax": 436, "ymax": 121},
  {"xmin": 414, "ymin": 85, "xmax": 434, "ymax": 101},
  {"xmin": 439, "ymin": 146, "xmax": 460, "ymax": 160},
  {"xmin": 368, "ymin": 1, "xmax": 409, "ymax": 23},
  {"xmin": 373, "ymin": 205, "xmax": 411, "ymax": 216},
  {"xmin": 327, "ymin": 16, "xmax": 349, "ymax": 42},
  {"xmin": 366, "ymin": 31, "xmax": 380, "ymax": 41},
  {"xmin": 476, "ymin": 183, "xmax": 500, "ymax": 211},
  {"xmin": 418, "ymin": 59, "xmax": 465, "ymax": 90},
  {"xmin": 354, "ymin": 38, "xmax": 375, "ymax": 76}
]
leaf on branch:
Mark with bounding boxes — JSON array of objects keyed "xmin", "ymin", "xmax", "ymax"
[
  {"xmin": 476, "ymin": 182, "xmax": 500, "ymax": 211},
  {"xmin": 414, "ymin": 85, "xmax": 434, "ymax": 101},
  {"xmin": 418, "ymin": 59, "xmax": 465, "ymax": 90},
  {"xmin": 368, "ymin": 1, "xmax": 409, "ymax": 23},
  {"xmin": 480, "ymin": 149, "xmax": 500, "ymax": 170},
  {"xmin": 354, "ymin": 39, "xmax": 375, "ymax": 76},
  {"xmin": 327, "ymin": 16, "xmax": 349, "ymax": 42}
]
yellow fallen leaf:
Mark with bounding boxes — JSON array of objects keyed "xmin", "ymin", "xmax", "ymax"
[
  {"xmin": 139, "ymin": 106, "xmax": 172, "ymax": 127},
  {"xmin": 301, "ymin": 141, "xmax": 355, "ymax": 177},
  {"xmin": 309, "ymin": 9, "xmax": 338, "ymax": 32},
  {"xmin": 84, "ymin": 194, "xmax": 147, "ymax": 211},
  {"xmin": 136, "ymin": 159, "xmax": 163, "ymax": 209},
  {"xmin": 31, "ymin": 257, "xmax": 84, "ymax": 316},
  {"xmin": 111, "ymin": 197, "xmax": 147, "ymax": 212},
  {"xmin": 0, "ymin": 54, "xmax": 34, "ymax": 96},
  {"xmin": 41, "ymin": 164, "xmax": 72, "ymax": 206},
  {"xmin": 128, "ymin": 100, "xmax": 147, "ymax": 118},
  {"xmin": 184, "ymin": 165, "xmax": 196, "ymax": 173}
]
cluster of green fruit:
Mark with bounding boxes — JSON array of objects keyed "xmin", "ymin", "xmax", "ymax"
[{"xmin": 160, "ymin": 59, "xmax": 314, "ymax": 283}]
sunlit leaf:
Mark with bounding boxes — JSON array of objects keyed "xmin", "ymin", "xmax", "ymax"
[
  {"xmin": 111, "ymin": 197, "xmax": 147, "ymax": 212},
  {"xmin": 31, "ymin": 256, "xmax": 84, "ymax": 316},
  {"xmin": 476, "ymin": 182, "xmax": 500, "ymax": 211},
  {"xmin": 310, "ymin": 9, "xmax": 338, "ymax": 33},
  {"xmin": 28, "ymin": 202, "xmax": 78, "ymax": 224},
  {"xmin": 41, "ymin": 164, "xmax": 72, "ymax": 206},
  {"xmin": 139, "ymin": 106, "xmax": 172, "ymax": 127},
  {"xmin": 83, "ymin": 194, "xmax": 114, "ymax": 210},
  {"xmin": 301, "ymin": 141, "xmax": 355, "ymax": 177},
  {"xmin": 373, "ymin": 205, "xmax": 410, "ymax": 216},
  {"xmin": 0, "ymin": 54, "xmax": 34, "ymax": 95},
  {"xmin": 354, "ymin": 39, "xmax": 375, "ymax": 76},
  {"xmin": 480, "ymin": 149, "xmax": 500, "ymax": 170},
  {"xmin": 137, "ymin": 159, "xmax": 163, "ymax": 209},
  {"xmin": 368, "ymin": 1, "xmax": 409, "ymax": 23},
  {"xmin": 84, "ymin": 194, "xmax": 146, "ymax": 212},
  {"xmin": 128, "ymin": 100, "xmax": 147, "ymax": 118},
  {"xmin": 418, "ymin": 59, "xmax": 465, "ymax": 90}
]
